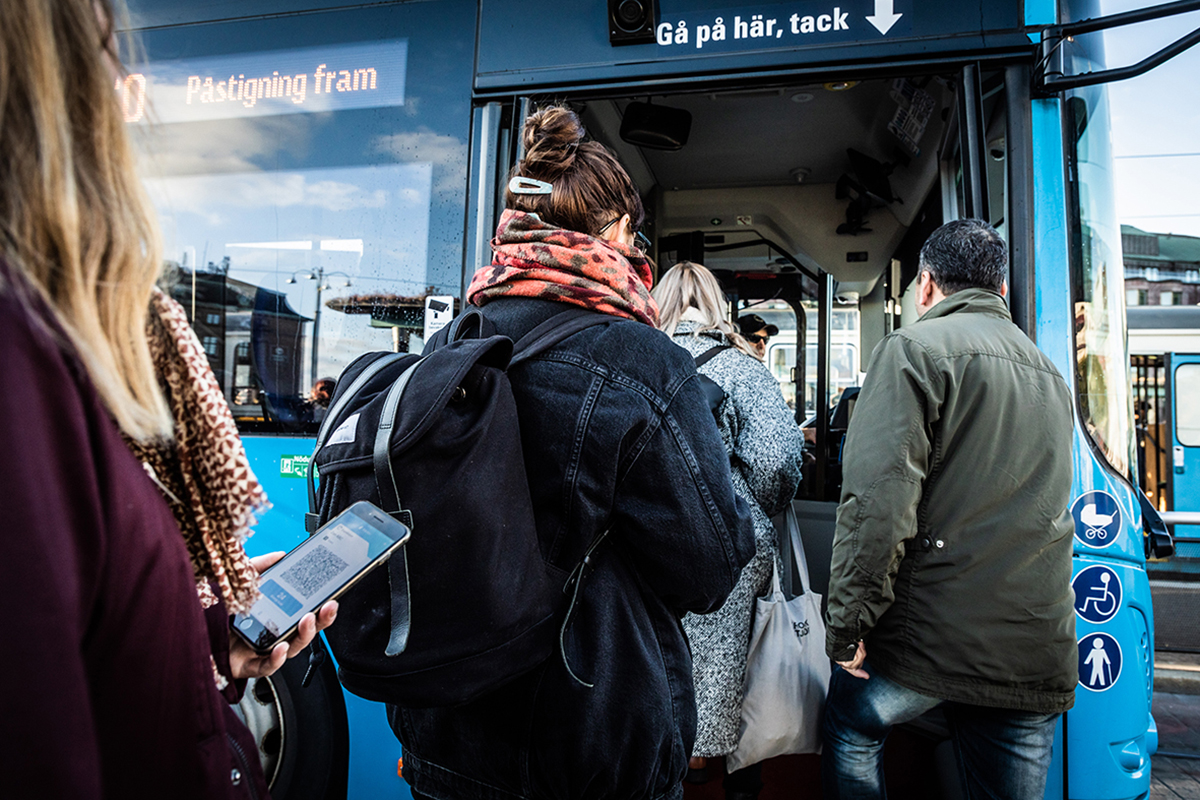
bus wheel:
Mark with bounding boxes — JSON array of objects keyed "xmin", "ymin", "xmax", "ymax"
[{"xmin": 234, "ymin": 642, "xmax": 350, "ymax": 800}]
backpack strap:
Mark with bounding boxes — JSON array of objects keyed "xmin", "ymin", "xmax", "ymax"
[
  {"xmin": 509, "ymin": 307, "xmax": 614, "ymax": 366},
  {"xmin": 693, "ymin": 344, "xmax": 731, "ymax": 369},
  {"xmin": 306, "ymin": 352, "xmax": 407, "ymax": 534},
  {"xmin": 369, "ymin": 357, "xmax": 426, "ymax": 657}
]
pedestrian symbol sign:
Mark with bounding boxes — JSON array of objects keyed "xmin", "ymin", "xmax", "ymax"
[
  {"xmin": 1078, "ymin": 633, "xmax": 1122, "ymax": 692},
  {"xmin": 1072, "ymin": 565, "xmax": 1122, "ymax": 624},
  {"xmin": 1071, "ymin": 491, "xmax": 1122, "ymax": 548}
]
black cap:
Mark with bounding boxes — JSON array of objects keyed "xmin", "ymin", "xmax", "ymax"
[{"xmin": 738, "ymin": 314, "xmax": 779, "ymax": 337}]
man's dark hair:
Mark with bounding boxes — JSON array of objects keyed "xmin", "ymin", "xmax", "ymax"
[{"xmin": 918, "ymin": 219, "xmax": 1008, "ymax": 294}]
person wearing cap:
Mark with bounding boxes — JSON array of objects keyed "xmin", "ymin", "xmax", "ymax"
[{"xmin": 737, "ymin": 314, "xmax": 778, "ymax": 361}]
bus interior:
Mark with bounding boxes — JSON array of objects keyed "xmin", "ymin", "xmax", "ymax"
[
  {"xmin": 561, "ymin": 73, "xmax": 1013, "ymax": 797},
  {"xmin": 566, "ymin": 67, "xmax": 1010, "ymax": 505}
]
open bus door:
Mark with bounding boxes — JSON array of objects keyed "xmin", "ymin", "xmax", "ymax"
[
  {"xmin": 1146, "ymin": 353, "xmax": 1200, "ymax": 653},
  {"xmin": 461, "ymin": 48, "xmax": 1027, "ymax": 796},
  {"xmin": 1166, "ymin": 355, "xmax": 1200, "ymax": 540}
]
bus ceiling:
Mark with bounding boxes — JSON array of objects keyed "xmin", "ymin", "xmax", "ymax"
[{"xmin": 571, "ymin": 70, "xmax": 994, "ymax": 296}]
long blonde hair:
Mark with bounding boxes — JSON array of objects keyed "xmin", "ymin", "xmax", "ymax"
[
  {"xmin": 652, "ymin": 261, "xmax": 756, "ymax": 358},
  {"xmin": 0, "ymin": 0, "xmax": 172, "ymax": 441}
]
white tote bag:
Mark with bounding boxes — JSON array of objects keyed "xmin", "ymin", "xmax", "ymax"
[{"xmin": 726, "ymin": 507, "xmax": 832, "ymax": 772}]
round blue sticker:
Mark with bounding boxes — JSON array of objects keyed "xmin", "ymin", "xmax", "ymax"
[
  {"xmin": 1078, "ymin": 632, "xmax": 1122, "ymax": 692},
  {"xmin": 1072, "ymin": 565, "xmax": 1122, "ymax": 624},
  {"xmin": 1071, "ymin": 491, "xmax": 1122, "ymax": 548}
]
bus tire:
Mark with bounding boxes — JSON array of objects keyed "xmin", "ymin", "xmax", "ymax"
[{"xmin": 236, "ymin": 639, "xmax": 350, "ymax": 800}]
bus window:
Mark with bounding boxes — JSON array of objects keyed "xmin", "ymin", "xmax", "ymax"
[
  {"xmin": 1066, "ymin": 37, "xmax": 1137, "ymax": 477},
  {"xmin": 1177, "ymin": 364, "xmax": 1200, "ymax": 447},
  {"xmin": 129, "ymin": 2, "xmax": 475, "ymax": 433}
]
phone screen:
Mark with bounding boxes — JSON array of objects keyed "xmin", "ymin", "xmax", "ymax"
[{"xmin": 233, "ymin": 502, "xmax": 409, "ymax": 653}]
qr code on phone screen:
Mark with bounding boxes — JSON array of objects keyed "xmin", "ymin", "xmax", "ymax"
[{"xmin": 282, "ymin": 545, "xmax": 349, "ymax": 598}]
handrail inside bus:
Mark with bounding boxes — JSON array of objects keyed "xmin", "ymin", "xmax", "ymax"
[
  {"xmin": 702, "ymin": 236, "xmax": 821, "ymax": 283},
  {"xmin": 1036, "ymin": 0, "xmax": 1200, "ymax": 93}
]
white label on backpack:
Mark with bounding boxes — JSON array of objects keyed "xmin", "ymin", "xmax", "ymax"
[{"xmin": 327, "ymin": 413, "xmax": 360, "ymax": 446}]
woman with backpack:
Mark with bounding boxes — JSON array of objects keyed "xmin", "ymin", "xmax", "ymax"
[
  {"xmin": 654, "ymin": 261, "xmax": 805, "ymax": 800},
  {"xmin": 390, "ymin": 105, "xmax": 756, "ymax": 800}
]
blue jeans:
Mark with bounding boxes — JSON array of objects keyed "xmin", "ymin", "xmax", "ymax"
[{"xmin": 822, "ymin": 664, "xmax": 1059, "ymax": 800}]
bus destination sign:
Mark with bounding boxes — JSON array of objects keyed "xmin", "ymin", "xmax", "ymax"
[{"xmin": 116, "ymin": 40, "xmax": 408, "ymax": 125}]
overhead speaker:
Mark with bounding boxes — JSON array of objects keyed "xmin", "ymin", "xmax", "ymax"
[
  {"xmin": 608, "ymin": 0, "xmax": 657, "ymax": 46},
  {"xmin": 620, "ymin": 102, "xmax": 692, "ymax": 151}
]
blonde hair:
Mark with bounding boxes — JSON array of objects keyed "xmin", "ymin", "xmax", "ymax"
[
  {"xmin": 652, "ymin": 261, "xmax": 756, "ymax": 358},
  {"xmin": 0, "ymin": 0, "xmax": 172, "ymax": 441}
]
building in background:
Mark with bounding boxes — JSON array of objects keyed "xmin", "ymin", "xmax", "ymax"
[{"xmin": 1122, "ymin": 225, "xmax": 1200, "ymax": 306}]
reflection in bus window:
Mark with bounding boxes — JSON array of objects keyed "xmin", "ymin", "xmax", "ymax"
[
  {"xmin": 131, "ymin": 3, "xmax": 474, "ymax": 433},
  {"xmin": 1067, "ymin": 35, "xmax": 1136, "ymax": 476}
]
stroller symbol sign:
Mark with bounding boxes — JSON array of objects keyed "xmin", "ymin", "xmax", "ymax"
[
  {"xmin": 1072, "ymin": 565, "xmax": 1122, "ymax": 623},
  {"xmin": 1071, "ymin": 491, "xmax": 1122, "ymax": 548}
]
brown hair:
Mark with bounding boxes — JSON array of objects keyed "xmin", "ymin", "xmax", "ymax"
[
  {"xmin": 0, "ymin": 0, "xmax": 172, "ymax": 441},
  {"xmin": 506, "ymin": 106, "xmax": 644, "ymax": 237}
]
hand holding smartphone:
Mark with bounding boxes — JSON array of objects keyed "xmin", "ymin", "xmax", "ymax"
[{"xmin": 233, "ymin": 501, "xmax": 411, "ymax": 655}]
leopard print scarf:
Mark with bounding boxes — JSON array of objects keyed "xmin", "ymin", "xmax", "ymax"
[
  {"xmin": 467, "ymin": 209, "xmax": 659, "ymax": 327},
  {"xmin": 125, "ymin": 289, "xmax": 267, "ymax": 614}
]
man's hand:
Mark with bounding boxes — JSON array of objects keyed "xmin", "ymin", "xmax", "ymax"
[
  {"xmin": 836, "ymin": 640, "xmax": 869, "ymax": 680},
  {"xmin": 229, "ymin": 552, "xmax": 339, "ymax": 681}
]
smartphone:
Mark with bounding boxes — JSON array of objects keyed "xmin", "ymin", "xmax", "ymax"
[{"xmin": 232, "ymin": 501, "xmax": 411, "ymax": 654}]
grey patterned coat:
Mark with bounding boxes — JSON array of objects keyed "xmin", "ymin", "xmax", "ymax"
[{"xmin": 672, "ymin": 322, "xmax": 804, "ymax": 757}]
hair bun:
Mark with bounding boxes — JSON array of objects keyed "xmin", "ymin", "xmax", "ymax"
[{"xmin": 520, "ymin": 106, "xmax": 584, "ymax": 179}]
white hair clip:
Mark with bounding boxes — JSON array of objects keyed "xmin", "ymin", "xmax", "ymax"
[{"xmin": 508, "ymin": 176, "xmax": 553, "ymax": 195}]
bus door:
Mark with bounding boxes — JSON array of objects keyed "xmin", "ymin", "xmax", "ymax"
[
  {"xmin": 1152, "ymin": 353, "xmax": 1200, "ymax": 652},
  {"xmin": 463, "ymin": 56, "xmax": 1015, "ymax": 796},
  {"xmin": 1167, "ymin": 354, "xmax": 1200, "ymax": 533}
]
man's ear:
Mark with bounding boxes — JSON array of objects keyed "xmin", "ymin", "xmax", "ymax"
[
  {"xmin": 999, "ymin": 279, "xmax": 1009, "ymax": 298},
  {"xmin": 918, "ymin": 271, "xmax": 934, "ymax": 305}
]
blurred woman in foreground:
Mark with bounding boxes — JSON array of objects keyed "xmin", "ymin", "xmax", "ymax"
[{"xmin": 0, "ymin": 2, "xmax": 330, "ymax": 796}]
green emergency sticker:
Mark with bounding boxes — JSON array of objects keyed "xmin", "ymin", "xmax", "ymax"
[{"xmin": 280, "ymin": 454, "xmax": 312, "ymax": 478}]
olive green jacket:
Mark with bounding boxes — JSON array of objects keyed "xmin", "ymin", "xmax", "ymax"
[{"xmin": 825, "ymin": 289, "xmax": 1078, "ymax": 713}]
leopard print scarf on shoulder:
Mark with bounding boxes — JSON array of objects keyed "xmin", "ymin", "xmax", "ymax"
[{"xmin": 125, "ymin": 289, "xmax": 267, "ymax": 614}]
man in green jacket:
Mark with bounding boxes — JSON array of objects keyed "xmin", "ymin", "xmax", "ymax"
[{"xmin": 822, "ymin": 219, "xmax": 1076, "ymax": 800}]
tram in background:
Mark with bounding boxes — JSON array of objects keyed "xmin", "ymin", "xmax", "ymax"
[
  {"xmin": 1129, "ymin": 306, "xmax": 1200, "ymax": 656},
  {"xmin": 119, "ymin": 0, "xmax": 1200, "ymax": 797}
]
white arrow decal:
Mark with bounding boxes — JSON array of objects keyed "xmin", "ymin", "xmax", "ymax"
[{"xmin": 866, "ymin": 0, "xmax": 903, "ymax": 35}]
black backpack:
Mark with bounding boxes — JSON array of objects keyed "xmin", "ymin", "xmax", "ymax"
[{"xmin": 307, "ymin": 307, "xmax": 610, "ymax": 707}]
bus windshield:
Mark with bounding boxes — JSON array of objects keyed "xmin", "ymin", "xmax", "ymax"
[{"xmin": 1067, "ymin": 35, "xmax": 1137, "ymax": 478}]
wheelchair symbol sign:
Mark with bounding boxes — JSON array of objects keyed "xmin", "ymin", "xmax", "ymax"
[
  {"xmin": 1071, "ymin": 491, "xmax": 1122, "ymax": 548},
  {"xmin": 1072, "ymin": 565, "xmax": 1122, "ymax": 624},
  {"xmin": 1078, "ymin": 633, "xmax": 1122, "ymax": 692}
]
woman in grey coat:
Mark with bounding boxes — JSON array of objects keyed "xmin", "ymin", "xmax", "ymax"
[{"xmin": 653, "ymin": 262, "xmax": 804, "ymax": 799}]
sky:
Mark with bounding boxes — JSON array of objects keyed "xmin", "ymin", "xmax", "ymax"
[{"xmin": 1102, "ymin": 1, "xmax": 1200, "ymax": 237}]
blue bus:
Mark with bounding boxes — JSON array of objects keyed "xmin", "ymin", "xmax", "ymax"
[{"xmin": 122, "ymin": 0, "xmax": 1198, "ymax": 797}]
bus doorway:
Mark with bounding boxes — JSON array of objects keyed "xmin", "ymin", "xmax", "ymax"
[{"xmin": 487, "ymin": 66, "xmax": 1014, "ymax": 800}]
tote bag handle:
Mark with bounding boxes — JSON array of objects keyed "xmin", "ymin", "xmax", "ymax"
[{"xmin": 778, "ymin": 506, "xmax": 813, "ymax": 599}]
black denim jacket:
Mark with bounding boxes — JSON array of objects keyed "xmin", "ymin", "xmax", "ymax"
[{"xmin": 391, "ymin": 298, "xmax": 755, "ymax": 800}]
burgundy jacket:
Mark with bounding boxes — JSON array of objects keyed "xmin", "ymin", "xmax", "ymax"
[{"xmin": 0, "ymin": 264, "xmax": 269, "ymax": 799}]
